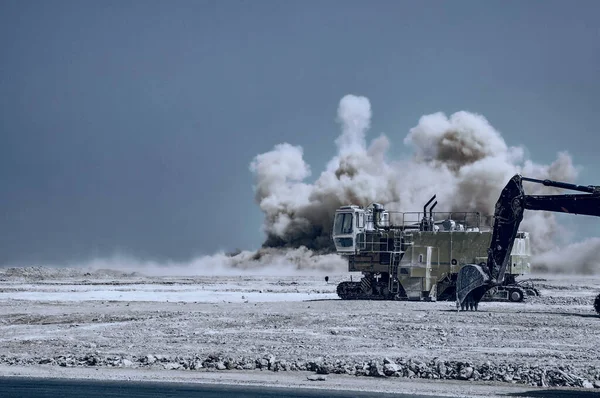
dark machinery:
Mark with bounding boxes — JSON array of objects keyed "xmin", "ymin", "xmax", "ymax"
[{"xmin": 456, "ymin": 174, "xmax": 600, "ymax": 315}]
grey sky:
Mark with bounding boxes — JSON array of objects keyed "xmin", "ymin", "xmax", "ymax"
[{"xmin": 1, "ymin": 0, "xmax": 599, "ymax": 266}]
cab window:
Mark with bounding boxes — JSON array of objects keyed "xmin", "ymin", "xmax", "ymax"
[
  {"xmin": 357, "ymin": 213, "xmax": 365, "ymax": 228},
  {"xmin": 334, "ymin": 213, "xmax": 353, "ymax": 235}
]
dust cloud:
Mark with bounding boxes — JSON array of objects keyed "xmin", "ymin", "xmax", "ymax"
[
  {"xmin": 51, "ymin": 247, "xmax": 345, "ymax": 277},
  {"xmin": 534, "ymin": 238, "xmax": 600, "ymax": 275},
  {"xmin": 250, "ymin": 94, "xmax": 584, "ymax": 268}
]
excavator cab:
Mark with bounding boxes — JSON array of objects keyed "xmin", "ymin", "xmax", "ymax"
[
  {"xmin": 332, "ymin": 206, "xmax": 363, "ymax": 253},
  {"xmin": 332, "ymin": 204, "xmax": 390, "ymax": 253}
]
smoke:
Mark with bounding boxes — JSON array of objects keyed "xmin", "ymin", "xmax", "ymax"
[{"xmin": 250, "ymin": 94, "xmax": 584, "ymax": 263}]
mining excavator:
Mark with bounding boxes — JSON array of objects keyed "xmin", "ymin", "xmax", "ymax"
[
  {"xmin": 332, "ymin": 193, "xmax": 538, "ymax": 303},
  {"xmin": 456, "ymin": 174, "xmax": 600, "ymax": 315}
]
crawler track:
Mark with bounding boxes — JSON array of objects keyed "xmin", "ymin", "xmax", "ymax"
[{"xmin": 336, "ymin": 281, "xmax": 394, "ymax": 300}]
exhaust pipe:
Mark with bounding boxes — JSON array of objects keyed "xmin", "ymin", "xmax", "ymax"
[
  {"xmin": 423, "ymin": 195, "xmax": 436, "ymax": 218},
  {"xmin": 430, "ymin": 201, "xmax": 438, "ymax": 219},
  {"xmin": 421, "ymin": 195, "xmax": 436, "ymax": 231}
]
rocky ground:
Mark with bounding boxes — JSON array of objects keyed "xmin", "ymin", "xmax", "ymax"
[{"xmin": 0, "ymin": 266, "xmax": 599, "ymax": 397}]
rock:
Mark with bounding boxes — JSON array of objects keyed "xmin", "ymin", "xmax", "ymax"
[
  {"xmin": 84, "ymin": 356, "xmax": 98, "ymax": 366},
  {"xmin": 225, "ymin": 358, "xmax": 236, "ymax": 370},
  {"xmin": 437, "ymin": 362, "xmax": 447, "ymax": 377},
  {"xmin": 122, "ymin": 359, "xmax": 133, "ymax": 368},
  {"xmin": 582, "ymin": 380, "xmax": 594, "ymax": 389},
  {"xmin": 383, "ymin": 362, "xmax": 400, "ymax": 376},
  {"xmin": 273, "ymin": 360, "xmax": 289, "ymax": 372},
  {"xmin": 316, "ymin": 363, "xmax": 331, "ymax": 375},
  {"xmin": 190, "ymin": 361, "xmax": 203, "ymax": 370},
  {"xmin": 541, "ymin": 371, "xmax": 548, "ymax": 387},
  {"xmin": 215, "ymin": 361, "xmax": 226, "ymax": 370},
  {"xmin": 295, "ymin": 360, "xmax": 307, "ymax": 371},
  {"xmin": 459, "ymin": 366, "xmax": 474, "ymax": 380},
  {"xmin": 369, "ymin": 361, "xmax": 386, "ymax": 377}
]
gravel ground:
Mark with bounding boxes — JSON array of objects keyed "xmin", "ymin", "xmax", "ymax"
[{"xmin": 0, "ymin": 267, "xmax": 599, "ymax": 397}]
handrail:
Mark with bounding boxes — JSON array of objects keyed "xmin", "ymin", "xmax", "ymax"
[{"xmin": 372, "ymin": 211, "xmax": 493, "ymax": 229}]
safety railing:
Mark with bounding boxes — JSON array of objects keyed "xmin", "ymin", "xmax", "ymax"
[
  {"xmin": 378, "ymin": 211, "xmax": 494, "ymax": 231},
  {"xmin": 354, "ymin": 211, "xmax": 495, "ymax": 255},
  {"xmin": 355, "ymin": 230, "xmax": 403, "ymax": 253}
]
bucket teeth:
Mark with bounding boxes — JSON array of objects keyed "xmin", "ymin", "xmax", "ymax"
[{"xmin": 456, "ymin": 264, "xmax": 490, "ymax": 310}]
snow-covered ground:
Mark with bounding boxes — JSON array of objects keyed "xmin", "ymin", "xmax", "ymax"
[{"xmin": 0, "ymin": 266, "xmax": 599, "ymax": 397}]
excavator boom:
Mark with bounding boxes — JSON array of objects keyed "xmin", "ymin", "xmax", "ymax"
[{"xmin": 456, "ymin": 174, "xmax": 600, "ymax": 312}]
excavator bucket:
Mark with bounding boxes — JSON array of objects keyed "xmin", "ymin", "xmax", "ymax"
[{"xmin": 456, "ymin": 264, "xmax": 490, "ymax": 310}]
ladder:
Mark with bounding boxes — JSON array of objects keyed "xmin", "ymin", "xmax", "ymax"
[
  {"xmin": 401, "ymin": 232, "xmax": 414, "ymax": 250},
  {"xmin": 389, "ymin": 253, "xmax": 401, "ymax": 294},
  {"xmin": 389, "ymin": 232, "xmax": 409, "ymax": 294}
]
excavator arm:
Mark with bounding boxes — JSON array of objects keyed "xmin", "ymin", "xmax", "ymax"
[{"xmin": 456, "ymin": 174, "xmax": 600, "ymax": 311}]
